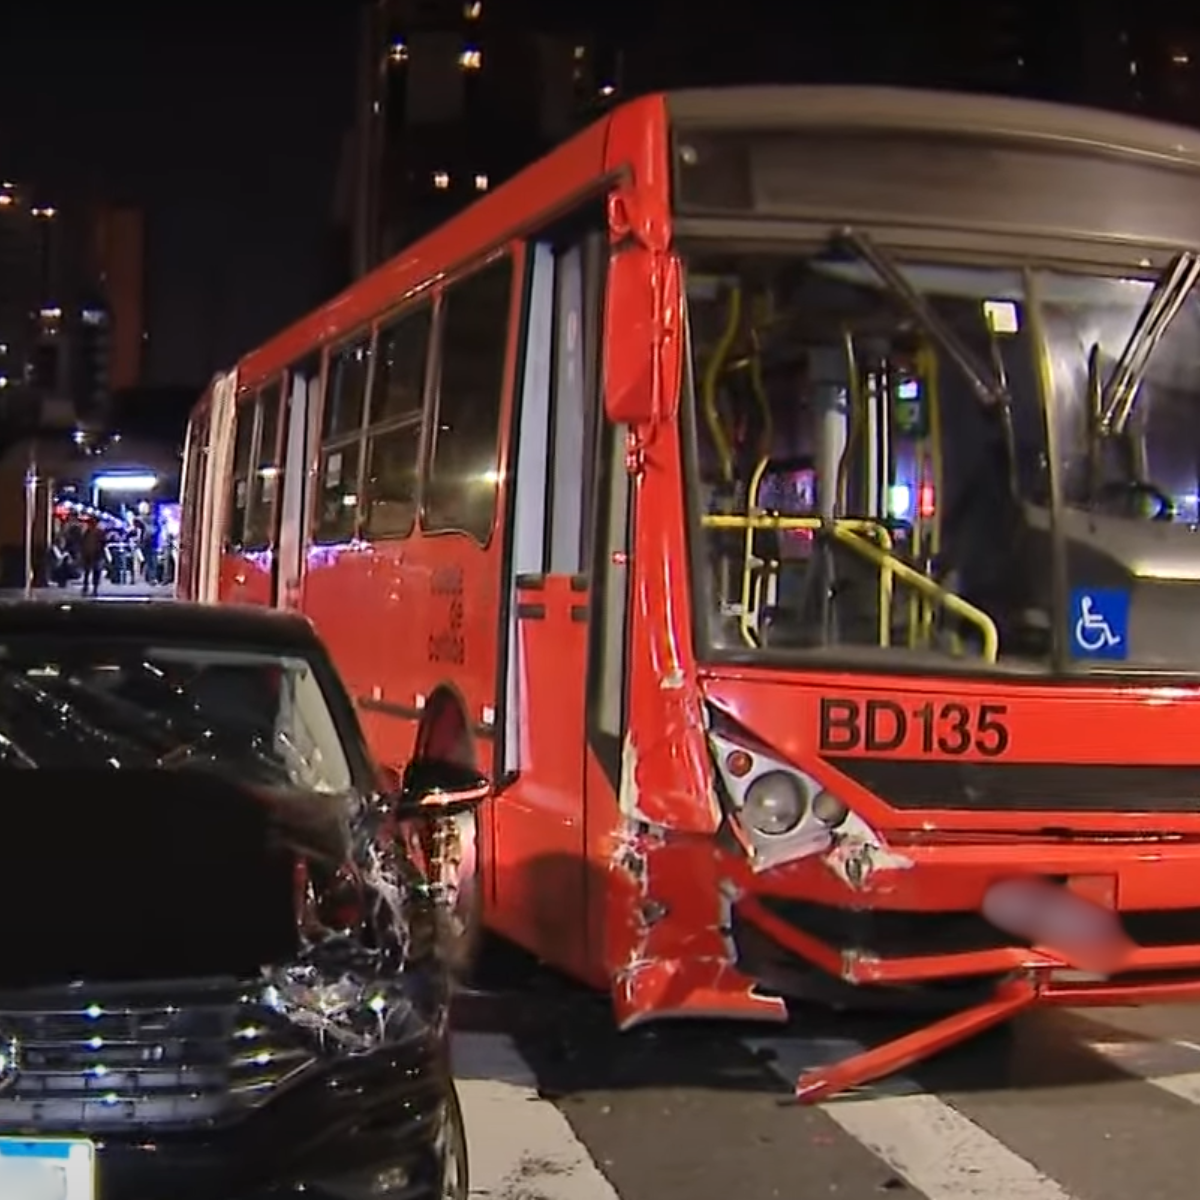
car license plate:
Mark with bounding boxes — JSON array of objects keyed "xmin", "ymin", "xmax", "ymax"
[{"xmin": 0, "ymin": 1138, "xmax": 94, "ymax": 1200}]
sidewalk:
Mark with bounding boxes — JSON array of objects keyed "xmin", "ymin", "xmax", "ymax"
[{"xmin": 0, "ymin": 581, "xmax": 175, "ymax": 602}]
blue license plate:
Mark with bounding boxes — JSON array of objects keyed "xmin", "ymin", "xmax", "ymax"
[{"xmin": 0, "ymin": 1138, "xmax": 95, "ymax": 1200}]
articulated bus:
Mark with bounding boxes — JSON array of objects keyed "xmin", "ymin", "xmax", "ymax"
[{"xmin": 182, "ymin": 85, "xmax": 1200, "ymax": 1100}]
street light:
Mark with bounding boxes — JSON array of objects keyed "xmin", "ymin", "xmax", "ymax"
[{"xmin": 94, "ymin": 473, "xmax": 158, "ymax": 493}]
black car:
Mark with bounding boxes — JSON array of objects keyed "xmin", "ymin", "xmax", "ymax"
[{"xmin": 0, "ymin": 599, "xmax": 486, "ymax": 1200}]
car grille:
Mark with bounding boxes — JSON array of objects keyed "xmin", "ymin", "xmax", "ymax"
[{"xmin": 0, "ymin": 977, "xmax": 315, "ymax": 1131}]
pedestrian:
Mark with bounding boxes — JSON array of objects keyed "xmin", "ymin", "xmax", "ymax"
[{"xmin": 79, "ymin": 518, "xmax": 106, "ymax": 597}]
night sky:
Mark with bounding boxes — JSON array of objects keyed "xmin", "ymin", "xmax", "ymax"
[{"xmin": 0, "ymin": 6, "xmax": 359, "ymax": 389}]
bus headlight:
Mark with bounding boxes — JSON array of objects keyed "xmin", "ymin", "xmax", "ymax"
[
  {"xmin": 811, "ymin": 790, "xmax": 849, "ymax": 829},
  {"xmin": 742, "ymin": 771, "xmax": 806, "ymax": 836}
]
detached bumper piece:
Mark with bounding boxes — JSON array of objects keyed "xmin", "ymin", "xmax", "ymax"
[
  {"xmin": 793, "ymin": 979, "xmax": 1038, "ymax": 1103},
  {"xmin": 735, "ymin": 895, "xmax": 1200, "ymax": 1103}
]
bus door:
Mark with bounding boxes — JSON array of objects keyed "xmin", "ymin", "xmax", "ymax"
[
  {"xmin": 276, "ymin": 357, "xmax": 321, "ymax": 610},
  {"xmin": 177, "ymin": 404, "xmax": 209, "ymax": 600},
  {"xmin": 494, "ymin": 232, "xmax": 604, "ymax": 977},
  {"xmin": 222, "ymin": 380, "xmax": 285, "ymax": 608},
  {"xmin": 196, "ymin": 369, "xmax": 237, "ymax": 603}
]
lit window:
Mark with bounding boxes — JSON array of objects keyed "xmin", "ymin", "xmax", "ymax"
[
  {"xmin": 464, "ymin": 1, "xmax": 481, "ymax": 17},
  {"xmin": 459, "ymin": 47, "xmax": 481, "ymax": 70},
  {"xmin": 474, "ymin": 173, "xmax": 488, "ymax": 191},
  {"xmin": 389, "ymin": 40, "xmax": 408, "ymax": 63},
  {"xmin": 574, "ymin": 45, "xmax": 585, "ymax": 59},
  {"xmin": 433, "ymin": 171, "xmax": 450, "ymax": 189}
]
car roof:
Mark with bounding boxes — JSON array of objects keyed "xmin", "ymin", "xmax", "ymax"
[{"xmin": 0, "ymin": 599, "xmax": 322, "ymax": 652}]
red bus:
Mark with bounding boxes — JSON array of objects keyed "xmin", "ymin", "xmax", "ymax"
[{"xmin": 181, "ymin": 85, "xmax": 1200, "ymax": 1100}]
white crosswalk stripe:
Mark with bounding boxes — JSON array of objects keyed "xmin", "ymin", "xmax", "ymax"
[
  {"xmin": 744, "ymin": 1035, "xmax": 1079, "ymax": 1200},
  {"xmin": 453, "ymin": 1032, "xmax": 619, "ymax": 1199},
  {"xmin": 452, "ymin": 1009, "xmax": 1200, "ymax": 1200},
  {"xmin": 1081, "ymin": 1032, "xmax": 1200, "ymax": 1105}
]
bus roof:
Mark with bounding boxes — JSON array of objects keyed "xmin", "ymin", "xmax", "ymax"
[
  {"xmin": 235, "ymin": 95, "xmax": 660, "ymax": 391},
  {"xmin": 231, "ymin": 84, "xmax": 1200, "ymax": 395},
  {"xmin": 666, "ymin": 85, "xmax": 1200, "ymax": 171}
]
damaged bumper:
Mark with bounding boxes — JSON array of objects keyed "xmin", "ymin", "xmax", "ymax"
[
  {"xmin": 609, "ymin": 822, "xmax": 1200, "ymax": 1098},
  {"xmin": 738, "ymin": 837, "xmax": 1200, "ymax": 992}
]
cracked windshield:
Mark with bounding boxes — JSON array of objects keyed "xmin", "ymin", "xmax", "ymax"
[
  {"xmin": 0, "ymin": 642, "xmax": 352, "ymax": 789},
  {"xmin": 687, "ymin": 244, "xmax": 1200, "ymax": 671}
]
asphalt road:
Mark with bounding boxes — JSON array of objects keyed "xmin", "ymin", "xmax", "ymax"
[
  {"xmin": 0, "ymin": 581, "xmax": 169, "ymax": 601},
  {"xmin": 452, "ymin": 982, "xmax": 1200, "ymax": 1200}
]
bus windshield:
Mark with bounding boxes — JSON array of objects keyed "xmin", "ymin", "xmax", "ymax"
[{"xmin": 684, "ymin": 242, "xmax": 1200, "ymax": 673}]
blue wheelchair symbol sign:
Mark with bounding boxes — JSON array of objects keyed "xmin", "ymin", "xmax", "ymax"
[{"xmin": 1069, "ymin": 588, "xmax": 1130, "ymax": 660}]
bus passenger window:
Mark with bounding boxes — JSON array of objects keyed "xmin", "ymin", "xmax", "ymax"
[
  {"xmin": 369, "ymin": 305, "xmax": 431, "ymax": 424},
  {"xmin": 364, "ymin": 424, "xmax": 421, "ymax": 538},
  {"xmin": 244, "ymin": 381, "xmax": 283, "ymax": 550},
  {"xmin": 314, "ymin": 338, "xmax": 371, "ymax": 544},
  {"xmin": 322, "ymin": 339, "xmax": 371, "ymax": 441},
  {"xmin": 424, "ymin": 257, "xmax": 513, "ymax": 543},
  {"xmin": 226, "ymin": 399, "xmax": 255, "ymax": 548},
  {"xmin": 361, "ymin": 305, "xmax": 431, "ymax": 540}
]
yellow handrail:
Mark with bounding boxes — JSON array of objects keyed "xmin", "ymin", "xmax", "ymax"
[
  {"xmin": 699, "ymin": 514, "xmax": 996, "ymax": 661},
  {"xmin": 701, "ymin": 513, "xmax": 894, "ymax": 648},
  {"xmin": 702, "ymin": 288, "xmax": 741, "ymax": 484},
  {"xmin": 828, "ymin": 524, "xmax": 998, "ymax": 662}
]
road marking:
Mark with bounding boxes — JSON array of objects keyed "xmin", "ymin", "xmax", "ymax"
[
  {"xmin": 1082, "ymin": 1032, "xmax": 1200, "ymax": 1105},
  {"xmin": 746, "ymin": 1036, "xmax": 1078, "ymax": 1200},
  {"xmin": 453, "ymin": 1031, "xmax": 620, "ymax": 1199}
]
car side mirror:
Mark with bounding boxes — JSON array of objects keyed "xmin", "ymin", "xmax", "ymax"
[{"xmin": 391, "ymin": 759, "xmax": 490, "ymax": 820}]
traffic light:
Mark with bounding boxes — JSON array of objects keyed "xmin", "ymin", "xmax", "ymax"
[{"xmin": 74, "ymin": 303, "xmax": 111, "ymax": 416}]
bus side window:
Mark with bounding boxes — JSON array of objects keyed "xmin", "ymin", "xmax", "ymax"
[
  {"xmin": 314, "ymin": 337, "xmax": 371, "ymax": 544},
  {"xmin": 362, "ymin": 304, "xmax": 432, "ymax": 540},
  {"xmin": 244, "ymin": 380, "xmax": 284, "ymax": 550},
  {"xmin": 424, "ymin": 256, "xmax": 513, "ymax": 543},
  {"xmin": 226, "ymin": 398, "xmax": 256, "ymax": 550}
]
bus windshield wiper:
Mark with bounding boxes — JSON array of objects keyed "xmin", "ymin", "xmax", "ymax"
[
  {"xmin": 838, "ymin": 228, "xmax": 1008, "ymax": 408},
  {"xmin": 1099, "ymin": 252, "xmax": 1200, "ymax": 436}
]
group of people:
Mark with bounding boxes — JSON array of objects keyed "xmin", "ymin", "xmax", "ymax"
[{"xmin": 49, "ymin": 513, "xmax": 174, "ymax": 595}]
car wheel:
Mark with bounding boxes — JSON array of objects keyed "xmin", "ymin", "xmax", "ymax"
[{"xmin": 442, "ymin": 1082, "xmax": 469, "ymax": 1200}]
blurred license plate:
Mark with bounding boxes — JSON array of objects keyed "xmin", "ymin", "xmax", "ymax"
[{"xmin": 0, "ymin": 1138, "xmax": 94, "ymax": 1200}]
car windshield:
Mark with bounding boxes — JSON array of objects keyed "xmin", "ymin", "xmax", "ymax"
[
  {"xmin": 0, "ymin": 640, "xmax": 355, "ymax": 790},
  {"xmin": 684, "ymin": 241, "xmax": 1200, "ymax": 673}
]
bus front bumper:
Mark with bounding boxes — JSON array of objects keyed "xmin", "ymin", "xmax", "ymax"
[
  {"xmin": 609, "ymin": 830, "xmax": 1200, "ymax": 1099},
  {"xmin": 738, "ymin": 836, "xmax": 1200, "ymax": 992}
]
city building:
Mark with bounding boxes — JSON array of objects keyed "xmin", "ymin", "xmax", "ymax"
[
  {"xmin": 619, "ymin": 2, "xmax": 1200, "ymax": 129},
  {"xmin": 332, "ymin": 1, "xmax": 1200, "ymax": 288},
  {"xmin": 0, "ymin": 185, "xmax": 144, "ymax": 437},
  {"xmin": 339, "ymin": 0, "xmax": 611, "ymax": 280},
  {"xmin": 0, "ymin": 180, "xmax": 58, "ymax": 422}
]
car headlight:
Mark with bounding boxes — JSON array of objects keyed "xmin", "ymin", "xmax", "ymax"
[{"xmin": 741, "ymin": 770, "xmax": 806, "ymax": 836}]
